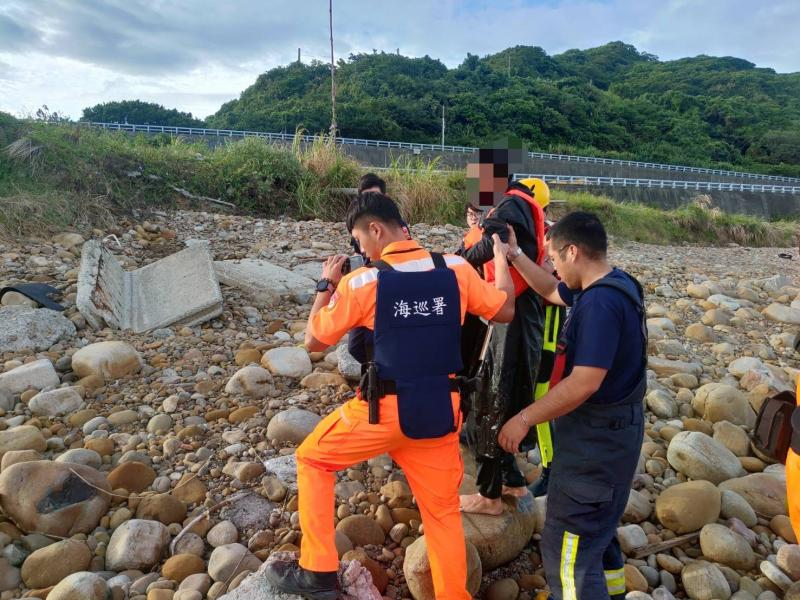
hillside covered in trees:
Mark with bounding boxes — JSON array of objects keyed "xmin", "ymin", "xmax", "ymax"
[
  {"xmin": 205, "ymin": 42, "xmax": 800, "ymax": 175},
  {"xmin": 82, "ymin": 100, "xmax": 205, "ymax": 128}
]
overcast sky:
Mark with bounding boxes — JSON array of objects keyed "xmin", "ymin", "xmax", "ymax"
[{"xmin": 1, "ymin": 0, "xmax": 798, "ymax": 121}]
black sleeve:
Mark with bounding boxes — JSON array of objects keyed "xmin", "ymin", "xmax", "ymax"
[{"xmin": 464, "ymin": 198, "xmax": 536, "ymax": 267}]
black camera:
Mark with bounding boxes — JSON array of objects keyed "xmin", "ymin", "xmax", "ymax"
[{"xmin": 341, "ymin": 254, "xmax": 366, "ymax": 275}]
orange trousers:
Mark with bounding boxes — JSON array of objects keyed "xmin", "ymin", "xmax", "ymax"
[
  {"xmin": 789, "ymin": 449, "xmax": 800, "ymax": 542},
  {"xmin": 789, "ymin": 376, "xmax": 800, "ymax": 542},
  {"xmin": 296, "ymin": 394, "xmax": 470, "ymax": 600}
]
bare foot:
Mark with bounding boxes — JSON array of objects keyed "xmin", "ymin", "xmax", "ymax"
[
  {"xmin": 502, "ymin": 485, "xmax": 528, "ymax": 497},
  {"xmin": 459, "ymin": 493, "xmax": 504, "ymax": 515}
]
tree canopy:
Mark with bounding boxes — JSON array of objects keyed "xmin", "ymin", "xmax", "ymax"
[{"xmin": 82, "ymin": 100, "xmax": 204, "ymax": 127}]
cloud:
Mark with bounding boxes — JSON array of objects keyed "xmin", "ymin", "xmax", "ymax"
[{"xmin": 0, "ymin": 0, "xmax": 797, "ymax": 120}]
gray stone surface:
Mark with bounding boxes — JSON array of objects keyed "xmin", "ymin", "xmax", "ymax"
[
  {"xmin": 262, "ymin": 455, "xmax": 298, "ymax": 492},
  {"xmin": 77, "ymin": 240, "xmax": 223, "ymax": 333},
  {"xmin": 0, "ymin": 306, "xmax": 75, "ymax": 353},
  {"xmin": 215, "ymin": 259, "xmax": 315, "ymax": 307}
]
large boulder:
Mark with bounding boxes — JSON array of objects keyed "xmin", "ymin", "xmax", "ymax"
[
  {"xmin": 0, "ymin": 460, "xmax": 110, "ymax": 536},
  {"xmin": 461, "ymin": 492, "xmax": 538, "ymax": 570},
  {"xmin": 0, "ymin": 359, "xmax": 59, "ymax": 396},
  {"xmin": 666, "ymin": 431, "xmax": 742, "ymax": 484},
  {"xmin": 266, "ymin": 408, "xmax": 321, "ymax": 445},
  {"xmin": 71, "ymin": 341, "xmax": 142, "ymax": 381},
  {"xmin": 719, "ymin": 473, "xmax": 788, "ymax": 518},
  {"xmin": 655, "ymin": 480, "xmax": 720, "ymax": 534},
  {"xmin": 0, "ymin": 306, "xmax": 76, "ymax": 352},
  {"xmin": 403, "ymin": 536, "xmax": 481, "ymax": 600},
  {"xmin": 261, "ymin": 347, "xmax": 312, "ymax": 378},
  {"xmin": 106, "ymin": 519, "xmax": 170, "ymax": 571}
]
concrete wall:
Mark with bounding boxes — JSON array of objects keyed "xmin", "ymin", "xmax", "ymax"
[{"xmin": 556, "ymin": 185, "xmax": 800, "ymax": 220}]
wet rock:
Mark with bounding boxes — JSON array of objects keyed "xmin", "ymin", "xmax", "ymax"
[
  {"xmin": 0, "ymin": 306, "xmax": 76, "ymax": 352},
  {"xmin": 0, "ymin": 460, "xmax": 110, "ymax": 536}
]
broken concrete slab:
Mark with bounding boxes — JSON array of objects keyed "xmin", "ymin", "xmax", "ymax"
[
  {"xmin": 77, "ymin": 240, "xmax": 223, "ymax": 333},
  {"xmin": 214, "ymin": 259, "xmax": 315, "ymax": 307}
]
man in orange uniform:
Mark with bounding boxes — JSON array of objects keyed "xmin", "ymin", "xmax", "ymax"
[
  {"xmin": 788, "ymin": 375, "xmax": 800, "ymax": 541},
  {"xmin": 265, "ymin": 192, "xmax": 516, "ymax": 599}
]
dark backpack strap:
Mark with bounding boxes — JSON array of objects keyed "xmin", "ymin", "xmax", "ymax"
[
  {"xmin": 584, "ymin": 274, "xmax": 648, "ymax": 367},
  {"xmin": 430, "ymin": 252, "xmax": 447, "ymax": 270},
  {"xmin": 371, "ymin": 259, "xmax": 394, "ymax": 272}
]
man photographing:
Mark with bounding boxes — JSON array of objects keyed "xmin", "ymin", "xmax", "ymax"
[
  {"xmin": 266, "ymin": 192, "xmax": 516, "ymax": 599},
  {"xmin": 497, "ymin": 212, "xmax": 647, "ymax": 600}
]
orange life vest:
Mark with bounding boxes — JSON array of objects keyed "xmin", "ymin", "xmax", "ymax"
[{"xmin": 463, "ymin": 225, "xmax": 483, "ymax": 250}]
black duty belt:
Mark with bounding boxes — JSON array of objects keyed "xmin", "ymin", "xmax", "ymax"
[{"xmin": 360, "ymin": 378, "xmax": 461, "ymax": 398}]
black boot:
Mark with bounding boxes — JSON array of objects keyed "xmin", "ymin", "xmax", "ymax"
[
  {"xmin": 529, "ymin": 466, "xmax": 550, "ymax": 497},
  {"xmin": 264, "ymin": 560, "xmax": 339, "ymax": 600}
]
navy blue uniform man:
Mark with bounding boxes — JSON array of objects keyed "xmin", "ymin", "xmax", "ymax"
[{"xmin": 497, "ymin": 212, "xmax": 647, "ymax": 600}]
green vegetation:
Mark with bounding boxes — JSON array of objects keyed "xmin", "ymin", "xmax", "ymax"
[
  {"xmin": 207, "ymin": 42, "xmax": 800, "ymax": 176},
  {"xmin": 0, "ymin": 114, "xmax": 794, "ymax": 247},
  {"xmin": 82, "ymin": 100, "xmax": 205, "ymax": 128}
]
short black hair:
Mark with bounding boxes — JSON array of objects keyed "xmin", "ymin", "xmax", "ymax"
[
  {"xmin": 346, "ymin": 192, "xmax": 405, "ymax": 232},
  {"xmin": 358, "ymin": 173, "xmax": 386, "ymax": 194},
  {"xmin": 548, "ymin": 211, "xmax": 607, "ymax": 259}
]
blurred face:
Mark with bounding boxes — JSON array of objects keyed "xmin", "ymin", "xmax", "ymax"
[
  {"xmin": 466, "ymin": 207, "xmax": 482, "ymax": 227},
  {"xmin": 465, "ymin": 162, "xmax": 507, "ymax": 208}
]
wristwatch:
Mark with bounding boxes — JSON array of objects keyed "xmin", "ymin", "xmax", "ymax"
[
  {"xmin": 508, "ymin": 247, "xmax": 523, "ymax": 262},
  {"xmin": 315, "ymin": 278, "xmax": 335, "ymax": 293}
]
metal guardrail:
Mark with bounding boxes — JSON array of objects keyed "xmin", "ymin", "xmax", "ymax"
[
  {"xmin": 512, "ymin": 173, "xmax": 800, "ymax": 194},
  {"xmin": 87, "ymin": 121, "xmax": 800, "ymax": 184}
]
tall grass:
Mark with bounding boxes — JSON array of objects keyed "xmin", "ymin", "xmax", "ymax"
[{"xmin": 0, "ymin": 119, "xmax": 795, "ymax": 247}]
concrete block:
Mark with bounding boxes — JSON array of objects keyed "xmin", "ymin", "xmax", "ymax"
[
  {"xmin": 77, "ymin": 240, "xmax": 223, "ymax": 333},
  {"xmin": 214, "ymin": 259, "xmax": 315, "ymax": 307}
]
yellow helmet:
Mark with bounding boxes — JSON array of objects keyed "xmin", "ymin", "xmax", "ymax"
[{"xmin": 518, "ymin": 177, "xmax": 550, "ymax": 209}]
